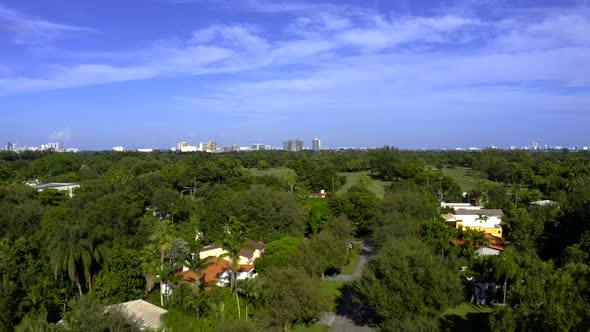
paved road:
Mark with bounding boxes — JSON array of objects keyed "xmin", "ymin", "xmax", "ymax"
[{"xmin": 320, "ymin": 242, "xmax": 375, "ymax": 332}]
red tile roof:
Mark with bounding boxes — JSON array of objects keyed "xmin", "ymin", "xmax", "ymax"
[
  {"xmin": 176, "ymin": 270, "xmax": 200, "ymax": 285},
  {"xmin": 199, "ymin": 258, "xmax": 231, "ymax": 285},
  {"xmin": 176, "ymin": 257, "xmax": 256, "ymax": 286},
  {"xmin": 484, "ymin": 233, "xmax": 511, "ymax": 251},
  {"xmin": 238, "ymin": 264, "xmax": 255, "ymax": 272},
  {"xmin": 452, "ymin": 233, "xmax": 511, "ymax": 251}
]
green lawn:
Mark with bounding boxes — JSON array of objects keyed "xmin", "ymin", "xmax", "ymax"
[
  {"xmin": 321, "ymin": 280, "xmax": 347, "ymax": 312},
  {"xmin": 440, "ymin": 167, "xmax": 487, "ymax": 192},
  {"xmin": 248, "ymin": 167, "xmax": 296, "ymax": 180},
  {"xmin": 288, "ymin": 281, "xmax": 347, "ymax": 332},
  {"xmin": 341, "ymin": 244, "xmax": 360, "ymax": 275},
  {"xmin": 338, "ymin": 172, "xmax": 391, "ymax": 198},
  {"xmin": 440, "ymin": 302, "xmax": 493, "ymax": 332}
]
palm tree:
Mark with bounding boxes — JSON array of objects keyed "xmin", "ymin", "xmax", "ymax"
[
  {"xmin": 219, "ymin": 240, "xmax": 248, "ymax": 319},
  {"xmin": 82, "ymin": 226, "xmax": 112, "ymax": 291},
  {"xmin": 220, "ymin": 238, "xmax": 247, "ymax": 293},
  {"xmin": 141, "ymin": 243, "xmax": 159, "ymax": 295},
  {"xmin": 148, "ymin": 219, "xmax": 173, "ymax": 307},
  {"xmin": 492, "ymin": 246, "xmax": 519, "ymax": 304},
  {"xmin": 48, "ymin": 224, "xmax": 90, "ymax": 296},
  {"xmin": 185, "ymin": 255, "xmax": 215, "ymax": 289},
  {"xmin": 48, "ymin": 224, "xmax": 113, "ymax": 296},
  {"xmin": 219, "ymin": 217, "xmax": 249, "ymax": 292},
  {"xmin": 22, "ymin": 278, "xmax": 51, "ymax": 314},
  {"xmin": 219, "ymin": 216, "xmax": 250, "ymax": 319},
  {"xmin": 458, "ymin": 228, "xmax": 489, "ymax": 257},
  {"xmin": 236, "ymin": 278, "xmax": 258, "ymax": 320}
]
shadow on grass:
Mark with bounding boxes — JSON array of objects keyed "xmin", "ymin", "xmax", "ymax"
[
  {"xmin": 334, "ymin": 284, "xmax": 375, "ymax": 327},
  {"xmin": 439, "ymin": 303, "xmax": 491, "ymax": 332}
]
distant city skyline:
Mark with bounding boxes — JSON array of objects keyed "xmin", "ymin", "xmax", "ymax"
[
  {"xmin": 4, "ymin": 137, "xmax": 590, "ymax": 153},
  {"xmin": 1, "ymin": 0, "xmax": 589, "ymax": 150}
]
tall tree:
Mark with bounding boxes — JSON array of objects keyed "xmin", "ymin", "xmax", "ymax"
[
  {"xmin": 257, "ymin": 267, "xmax": 329, "ymax": 331},
  {"xmin": 353, "ymin": 236, "xmax": 462, "ymax": 327},
  {"xmin": 47, "ymin": 224, "xmax": 92, "ymax": 296},
  {"xmin": 148, "ymin": 219, "xmax": 173, "ymax": 307},
  {"xmin": 219, "ymin": 217, "xmax": 248, "ymax": 293},
  {"xmin": 492, "ymin": 246, "xmax": 519, "ymax": 304}
]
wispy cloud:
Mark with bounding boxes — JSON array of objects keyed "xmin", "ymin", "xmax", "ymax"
[
  {"xmin": 1, "ymin": 1, "xmax": 589, "ymax": 104},
  {"xmin": 0, "ymin": 4, "xmax": 94, "ymax": 44},
  {"xmin": 165, "ymin": 0, "xmax": 343, "ymax": 14},
  {"xmin": 49, "ymin": 127, "xmax": 71, "ymax": 141}
]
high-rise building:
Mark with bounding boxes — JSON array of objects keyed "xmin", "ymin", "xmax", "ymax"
[
  {"xmin": 312, "ymin": 138, "xmax": 321, "ymax": 151},
  {"xmin": 41, "ymin": 142, "xmax": 64, "ymax": 152},
  {"xmin": 177, "ymin": 141, "xmax": 197, "ymax": 152},
  {"xmin": 6, "ymin": 142, "xmax": 12, "ymax": 151},
  {"xmin": 283, "ymin": 139, "xmax": 303, "ymax": 152},
  {"xmin": 199, "ymin": 141, "xmax": 217, "ymax": 152},
  {"xmin": 251, "ymin": 144, "xmax": 265, "ymax": 151}
]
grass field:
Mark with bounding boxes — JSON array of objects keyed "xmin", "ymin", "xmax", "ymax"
[
  {"xmin": 440, "ymin": 302, "xmax": 493, "ymax": 332},
  {"xmin": 248, "ymin": 167, "xmax": 296, "ymax": 180},
  {"xmin": 321, "ymin": 280, "xmax": 348, "ymax": 311},
  {"xmin": 341, "ymin": 244, "xmax": 360, "ymax": 275},
  {"xmin": 337, "ymin": 172, "xmax": 391, "ymax": 198},
  {"xmin": 440, "ymin": 167, "xmax": 487, "ymax": 192}
]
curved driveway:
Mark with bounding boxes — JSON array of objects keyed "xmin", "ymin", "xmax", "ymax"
[{"xmin": 321, "ymin": 242, "xmax": 375, "ymax": 332}]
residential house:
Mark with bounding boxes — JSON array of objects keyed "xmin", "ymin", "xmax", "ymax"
[
  {"xmin": 181, "ymin": 240, "xmax": 266, "ymax": 288},
  {"xmin": 309, "ymin": 190, "xmax": 329, "ymax": 198},
  {"xmin": 444, "ymin": 207, "xmax": 504, "ymax": 237},
  {"xmin": 441, "ymin": 202, "xmax": 483, "ymax": 210},
  {"xmin": 475, "ymin": 233, "xmax": 511, "ymax": 256},
  {"xmin": 108, "ymin": 300, "xmax": 167, "ymax": 331},
  {"xmin": 198, "ymin": 239, "xmax": 266, "ymax": 265},
  {"xmin": 24, "ymin": 180, "xmax": 80, "ymax": 198},
  {"xmin": 198, "ymin": 244, "xmax": 226, "ymax": 261},
  {"xmin": 177, "ymin": 257, "xmax": 258, "ymax": 288}
]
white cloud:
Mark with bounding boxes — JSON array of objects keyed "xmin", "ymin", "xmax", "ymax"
[
  {"xmin": 190, "ymin": 25, "xmax": 270, "ymax": 53},
  {"xmin": 490, "ymin": 12, "xmax": 590, "ymax": 51},
  {"xmin": 1, "ymin": 1, "xmax": 589, "ymax": 102},
  {"xmin": 49, "ymin": 128, "xmax": 71, "ymax": 141},
  {"xmin": 334, "ymin": 14, "xmax": 480, "ymax": 50},
  {"xmin": 0, "ymin": 4, "xmax": 94, "ymax": 44}
]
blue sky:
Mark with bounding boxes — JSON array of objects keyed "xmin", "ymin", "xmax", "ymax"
[{"xmin": 1, "ymin": 0, "xmax": 589, "ymax": 150}]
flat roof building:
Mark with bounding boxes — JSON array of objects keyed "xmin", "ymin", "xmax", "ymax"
[
  {"xmin": 313, "ymin": 138, "xmax": 321, "ymax": 151},
  {"xmin": 283, "ymin": 139, "xmax": 303, "ymax": 152}
]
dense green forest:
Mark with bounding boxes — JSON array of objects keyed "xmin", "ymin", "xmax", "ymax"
[{"xmin": 0, "ymin": 148, "xmax": 589, "ymax": 331}]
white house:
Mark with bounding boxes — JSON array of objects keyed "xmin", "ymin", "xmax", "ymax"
[
  {"xmin": 443, "ymin": 204, "xmax": 504, "ymax": 237},
  {"xmin": 216, "ymin": 264, "xmax": 257, "ymax": 287},
  {"xmin": 441, "ymin": 202, "xmax": 483, "ymax": 210},
  {"xmin": 25, "ymin": 180, "xmax": 80, "ymax": 198}
]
